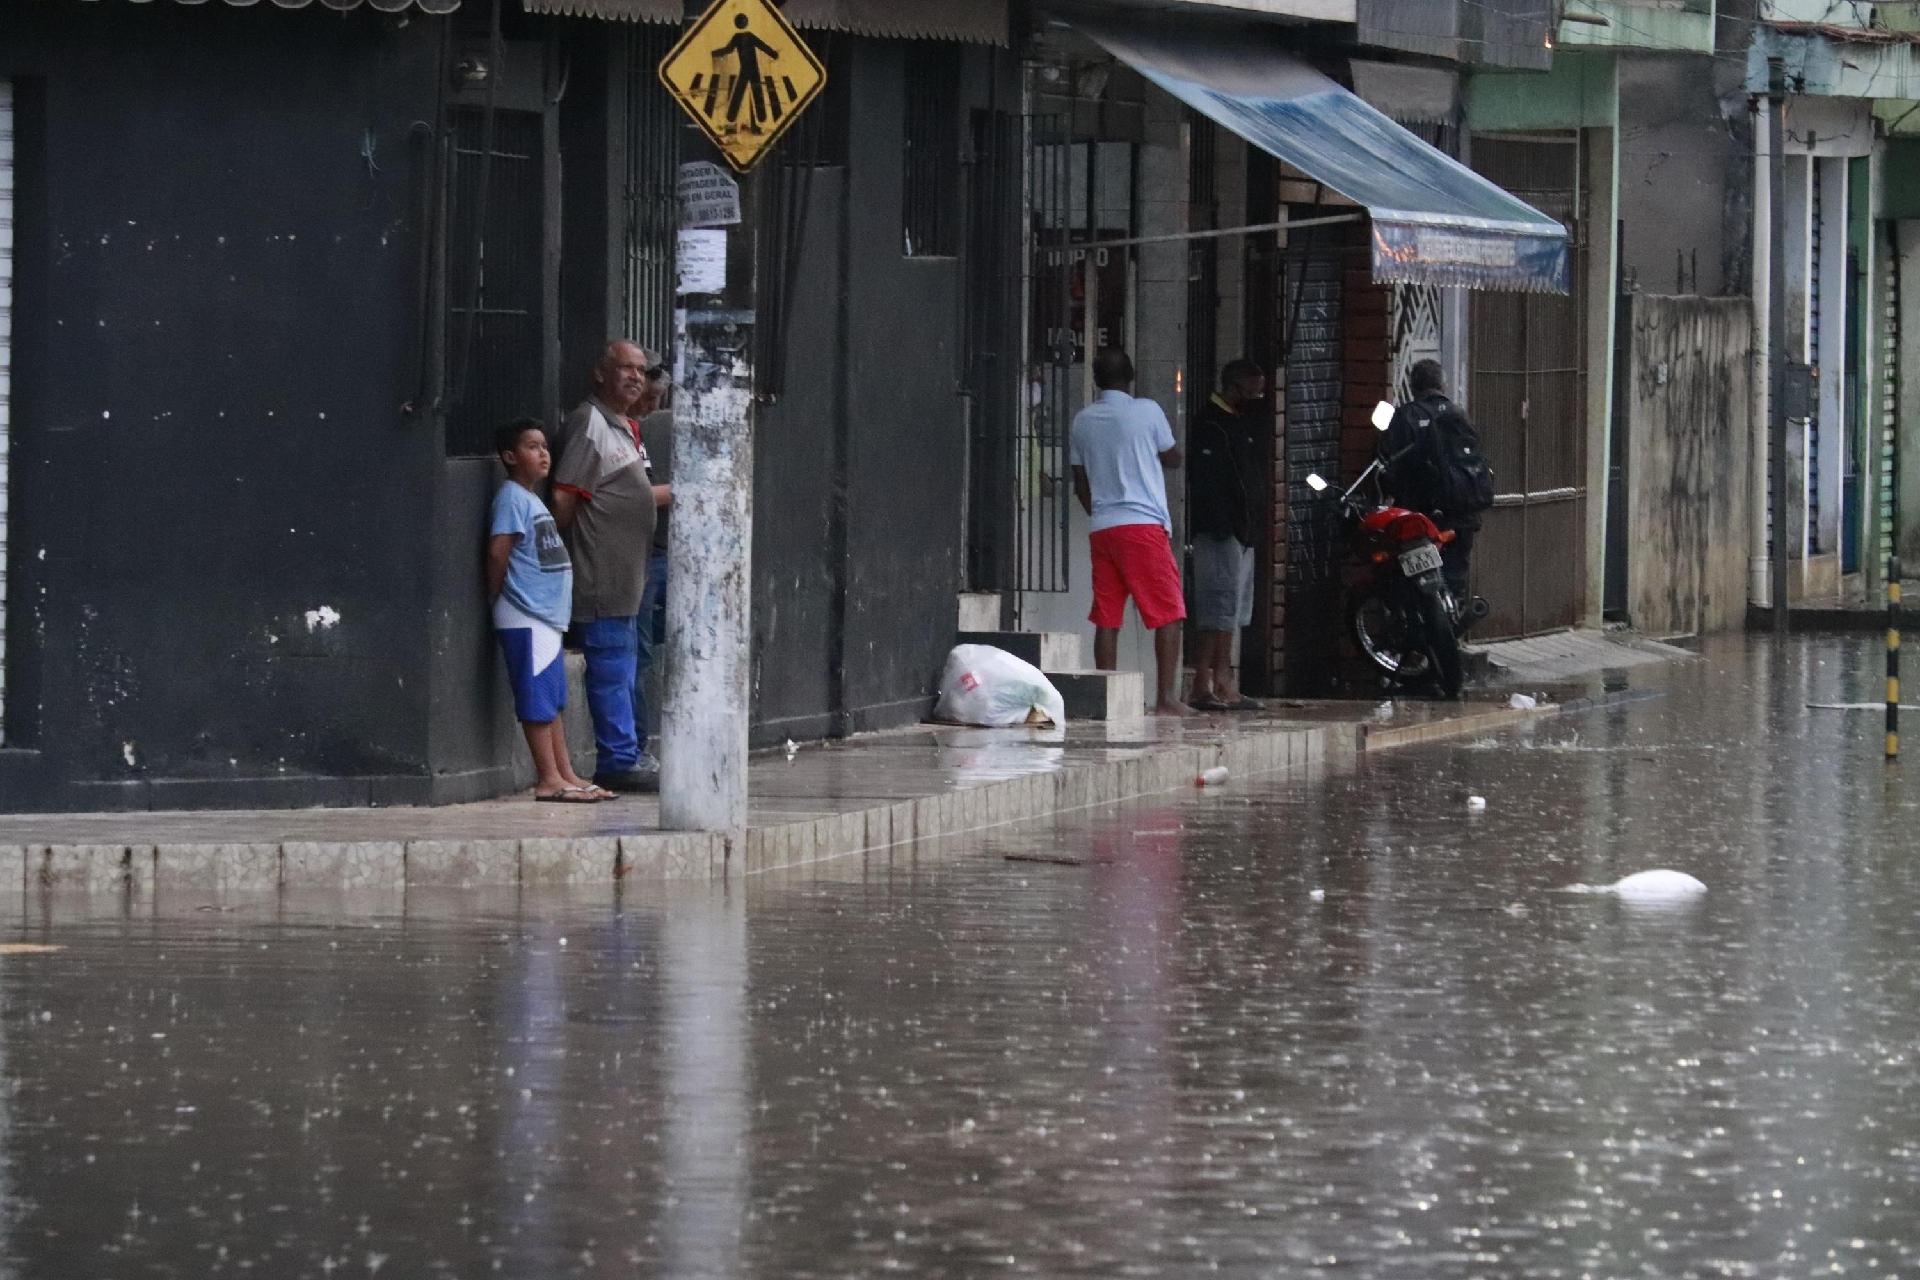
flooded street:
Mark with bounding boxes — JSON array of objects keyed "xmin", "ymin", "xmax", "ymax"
[{"xmin": 5, "ymin": 633, "xmax": 1919, "ymax": 1278}]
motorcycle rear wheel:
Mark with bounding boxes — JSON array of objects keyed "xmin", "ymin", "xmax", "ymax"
[{"xmin": 1350, "ymin": 592, "xmax": 1432, "ymax": 685}]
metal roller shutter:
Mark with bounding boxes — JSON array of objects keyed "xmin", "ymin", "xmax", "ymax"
[
  {"xmin": 1810, "ymin": 165, "xmax": 1822, "ymax": 555},
  {"xmin": 0, "ymin": 81, "xmax": 12, "ymax": 741}
]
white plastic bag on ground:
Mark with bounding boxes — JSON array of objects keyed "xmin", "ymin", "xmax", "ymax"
[{"xmin": 935, "ymin": 645, "xmax": 1067, "ymax": 729}]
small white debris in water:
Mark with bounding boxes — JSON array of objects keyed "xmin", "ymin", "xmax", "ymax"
[
  {"xmin": 1609, "ymin": 869, "xmax": 1707, "ymax": 900},
  {"xmin": 784, "ymin": 738, "xmax": 799, "ymax": 760},
  {"xmin": 1466, "ymin": 795, "xmax": 1487, "ymax": 812},
  {"xmin": 303, "ymin": 605, "xmax": 341, "ymax": 632},
  {"xmin": 122, "ymin": 741, "xmax": 138, "ymax": 768},
  {"xmin": 558, "ymin": 937, "xmax": 568, "ymax": 948},
  {"xmin": 1197, "ymin": 766, "xmax": 1230, "ymax": 787},
  {"xmin": 1309, "ymin": 889, "xmax": 1326, "ymax": 902},
  {"xmin": 1509, "ymin": 692, "xmax": 1539, "ymax": 710},
  {"xmin": 1564, "ymin": 869, "xmax": 1707, "ymax": 900}
]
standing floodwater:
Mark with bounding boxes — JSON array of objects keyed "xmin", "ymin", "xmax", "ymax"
[{"xmin": 2, "ymin": 633, "xmax": 1917, "ymax": 1277}]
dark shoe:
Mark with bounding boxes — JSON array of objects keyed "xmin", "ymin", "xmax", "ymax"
[
  {"xmin": 1225, "ymin": 696, "xmax": 1265, "ymax": 712},
  {"xmin": 1190, "ymin": 696, "xmax": 1232, "ymax": 713},
  {"xmin": 594, "ymin": 763, "xmax": 660, "ymax": 794}
]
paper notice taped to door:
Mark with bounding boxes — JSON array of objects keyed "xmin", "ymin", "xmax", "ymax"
[{"xmin": 676, "ymin": 229, "xmax": 727, "ymax": 296}]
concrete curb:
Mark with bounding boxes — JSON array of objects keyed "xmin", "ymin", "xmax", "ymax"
[
  {"xmin": 0, "ymin": 723, "xmax": 1346, "ymax": 895},
  {"xmin": 0, "ymin": 694, "xmax": 1620, "ymax": 897},
  {"xmin": 1361, "ymin": 704, "xmax": 1548, "ymax": 750},
  {"xmin": 736, "ymin": 721, "xmax": 1347, "ymax": 876}
]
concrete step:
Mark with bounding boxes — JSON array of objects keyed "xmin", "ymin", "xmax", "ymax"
[
  {"xmin": 1046, "ymin": 669, "xmax": 1146, "ymax": 721},
  {"xmin": 957, "ymin": 592, "xmax": 1003, "ymax": 632},
  {"xmin": 956, "ymin": 630, "xmax": 1085, "ymax": 672}
]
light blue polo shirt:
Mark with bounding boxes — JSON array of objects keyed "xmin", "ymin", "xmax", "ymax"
[{"xmin": 1068, "ymin": 389, "xmax": 1176, "ymax": 533}]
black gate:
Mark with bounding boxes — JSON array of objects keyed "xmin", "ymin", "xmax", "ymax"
[
  {"xmin": 963, "ymin": 105, "xmax": 1024, "ymax": 595},
  {"xmin": 1280, "ymin": 247, "xmax": 1349, "ymax": 692}
]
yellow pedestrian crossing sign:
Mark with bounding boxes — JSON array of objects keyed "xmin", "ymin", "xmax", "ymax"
[{"xmin": 659, "ymin": 0, "xmax": 827, "ymax": 173}]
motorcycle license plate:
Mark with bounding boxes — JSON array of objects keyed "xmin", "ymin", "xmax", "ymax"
[{"xmin": 1399, "ymin": 543, "xmax": 1443, "ymax": 577}]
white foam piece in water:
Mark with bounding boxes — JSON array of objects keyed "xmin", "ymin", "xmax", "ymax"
[
  {"xmin": 1564, "ymin": 869, "xmax": 1707, "ymax": 900},
  {"xmin": 1610, "ymin": 869, "xmax": 1707, "ymax": 899}
]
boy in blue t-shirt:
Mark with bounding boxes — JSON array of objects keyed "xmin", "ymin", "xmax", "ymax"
[{"xmin": 486, "ymin": 419, "xmax": 612, "ymax": 802}]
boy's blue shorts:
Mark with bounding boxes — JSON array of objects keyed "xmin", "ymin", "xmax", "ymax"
[{"xmin": 493, "ymin": 600, "xmax": 567, "ymax": 725}]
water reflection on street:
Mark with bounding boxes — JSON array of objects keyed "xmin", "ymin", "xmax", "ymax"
[{"xmin": 3, "ymin": 633, "xmax": 1919, "ymax": 1277}]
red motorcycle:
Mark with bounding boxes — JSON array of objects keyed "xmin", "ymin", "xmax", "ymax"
[{"xmin": 1307, "ymin": 444, "xmax": 1487, "ymax": 699}]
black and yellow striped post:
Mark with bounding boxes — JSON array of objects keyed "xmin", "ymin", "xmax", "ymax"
[{"xmin": 1890, "ymin": 556, "xmax": 1902, "ymax": 761}]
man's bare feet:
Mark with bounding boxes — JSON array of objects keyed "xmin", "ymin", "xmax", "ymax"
[{"xmin": 1154, "ymin": 699, "xmax": 1194, "ymax": 717}]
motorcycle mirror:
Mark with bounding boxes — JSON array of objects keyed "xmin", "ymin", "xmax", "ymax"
[
  {"xmin": 1305, "ymin": 473, "xmax": 1329, "ymax": 493},
  {"xmin": 1371, "ymin": 401, "xmax": 1395, "ymax": 431}
]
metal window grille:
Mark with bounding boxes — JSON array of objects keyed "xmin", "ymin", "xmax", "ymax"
[
  {"xmin": 623, "ymin": 25, "xmax": 678, "ymax": 359},
  {"xmin": 903, "ymin": 45, "xmax": 960, "ymax": 258},
  {"xmin": 445, "ymin": 107, "xmax": 546, "ymax": 457}
]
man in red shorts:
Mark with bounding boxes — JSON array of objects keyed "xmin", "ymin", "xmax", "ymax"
[{"xmin": 1069, "ymin": 347, "xmax": 1191, "ymax": 717}]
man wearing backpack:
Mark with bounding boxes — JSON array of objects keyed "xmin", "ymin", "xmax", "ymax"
[{"xmin": 1379, "ymin": 359, "xmax": 1495, "ymax": 598}]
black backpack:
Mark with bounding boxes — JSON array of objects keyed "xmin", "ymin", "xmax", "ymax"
[{"xmin": 1414, "ymin": 395, "xmax": 1495, "ymax": 516}]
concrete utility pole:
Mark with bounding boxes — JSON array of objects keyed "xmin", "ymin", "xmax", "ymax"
[
  {"xmin": 660, "ymin": 0, "xmax": 757, "ymax": 836},
  {"xmin": 1768, "ymin": 56, "xmax": 1790, "ymax": 636}
]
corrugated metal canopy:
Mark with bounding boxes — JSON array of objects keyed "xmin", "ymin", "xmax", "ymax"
[
  {"xmin": 1073, "ymin": 13, "xmax": 1570, "ymax": 293},
  {"xmin": 86, "ymin": 0, "xmax": 461, "ymax": 11},
  {"xmin": 521, "ymin": 0, "xmax": 1007, "ymax": 44},
  {"xmin": 87, "ymin": 0, "xmax": 462, "ymax": 11}
]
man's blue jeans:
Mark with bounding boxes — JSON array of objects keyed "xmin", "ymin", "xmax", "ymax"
[
  {"xmin": 633, "ymin": 549, "xmax": 669, "ymax": 756},
  {"xmin": 579, "ymin": 615, "xmax": 640, "ymax": 776}
]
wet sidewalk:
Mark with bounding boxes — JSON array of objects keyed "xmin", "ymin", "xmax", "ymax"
[{"xmin": 0, "ymin": 694, "xmax": 1565, "ymax": 893}]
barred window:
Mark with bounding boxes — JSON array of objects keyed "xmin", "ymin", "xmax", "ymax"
[
  {"xmin": 444, "ymin": 108, "xmax": 547, "ymax": 458},
  {"xmin": 902, "ymin": 47, "xmax": 959, "ymax": 259}
]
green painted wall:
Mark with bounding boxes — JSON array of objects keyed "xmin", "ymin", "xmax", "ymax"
[
  {"xmin": 1557, "ymin": 0, "xmax": 1713, "ymax": 54},
  {"xmin": 1466, "ymin": 51, "xmax": 1619, "ymax": 132},
  {"xmin": 1886, "ymin": 140, "xmax": 1920, "ymax": 218}
]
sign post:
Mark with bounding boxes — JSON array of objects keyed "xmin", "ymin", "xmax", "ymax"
[{"xmin": 656, "ymin": 0, "xmax": 823, "ymax": 837}]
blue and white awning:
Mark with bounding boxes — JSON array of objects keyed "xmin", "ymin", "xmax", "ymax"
[{"xmin": 1072, "ymin": 15, "xmax": 1571, "ymax": 293}]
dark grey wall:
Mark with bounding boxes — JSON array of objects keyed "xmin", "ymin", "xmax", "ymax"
[
  {"xmin": 753, "ymin": 173, "xmax": 846, "ymax": 742},
  {"xmin": 1618, "ymin": 51, "xmax": 1754, "ymax": 298},
  {"xmin": 748, "ymin": 39, "xmax": 977, "ymax": 746},
  {"xmin": 1, "ymin": 6, "xmax": 447, "ymax": 811}
]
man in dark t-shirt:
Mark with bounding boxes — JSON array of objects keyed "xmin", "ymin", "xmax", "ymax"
[{"xmin": 1186, "ymin": 359, "xmax": 1266, "ymax": 711}]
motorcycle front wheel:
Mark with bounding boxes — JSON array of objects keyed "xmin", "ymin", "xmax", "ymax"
[{"xmin": 1350, "ymin": 592, "xmax": 1432, "ymax": 685}]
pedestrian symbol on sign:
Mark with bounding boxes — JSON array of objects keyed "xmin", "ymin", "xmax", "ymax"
[
  {"xmin": 659, "ymin": 0, "xmax": 827, "ymax": 173},
  {"xmin": 717, "ymin": 16, "xmax": 777, "ymax": 129}
]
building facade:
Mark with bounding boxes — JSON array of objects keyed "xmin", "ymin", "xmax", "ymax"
[{"xmin": 0, "ymin": 0, "xmax": 1010, "ymax": 812}]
